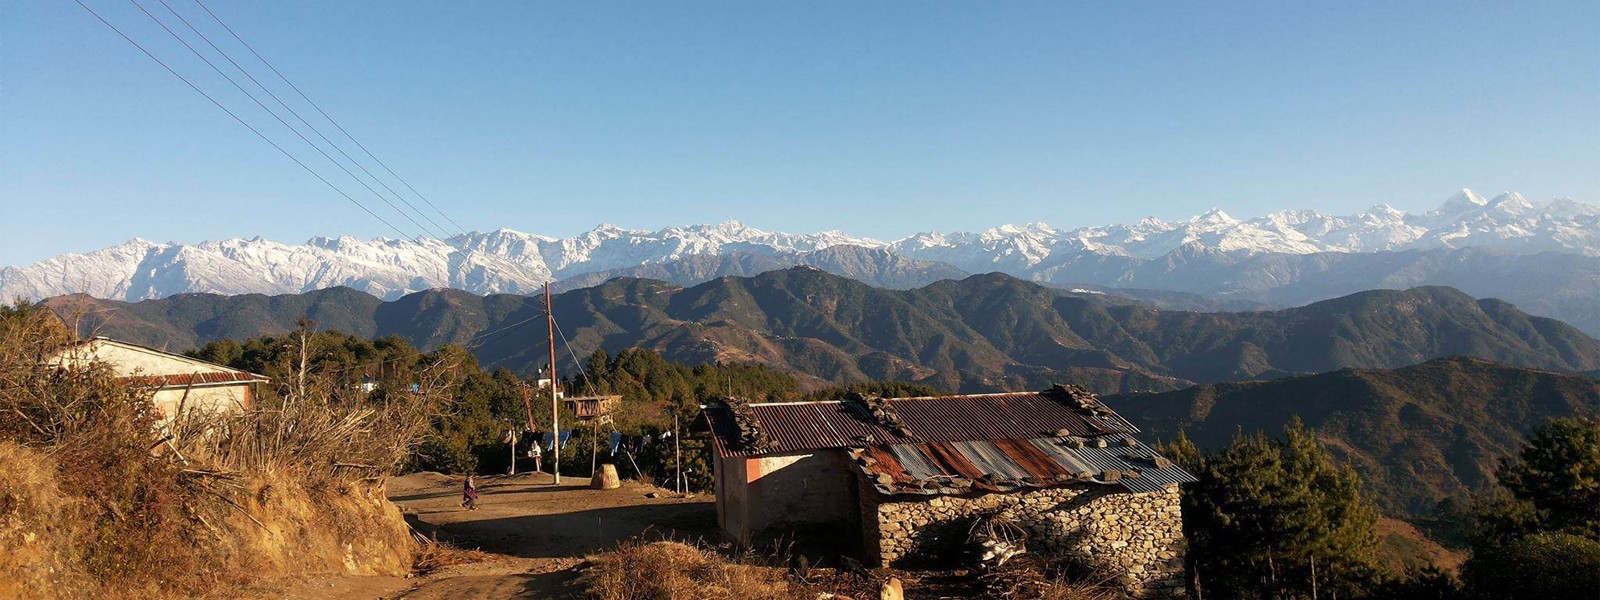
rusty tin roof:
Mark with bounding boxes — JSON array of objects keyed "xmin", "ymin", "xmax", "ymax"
[
  {"xmin": 116, "ymin": 371, "xmax": 269, "ymax": 388},
  {"xmin": 849, "ymin": 433, "xmax": 1196, "ymax": 496},
  {"xmin": 702, "ymin": 388, "xmax": 1138, "ymax": 459}
]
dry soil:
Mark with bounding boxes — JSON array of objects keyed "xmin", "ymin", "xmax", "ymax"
[{"xmin": 238, "ymin": 470, "xmax": 716, "ymax": 600}]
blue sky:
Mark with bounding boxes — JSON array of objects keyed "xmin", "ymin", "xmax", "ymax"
[{"xmin": 2, "ymin": 1, "xmax": 1597, "ymax": 266}]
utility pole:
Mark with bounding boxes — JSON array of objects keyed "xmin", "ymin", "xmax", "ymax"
[
  {"xmin": 507, "ymin": 423, "xmax": 516, "ymax": 476},
  {"xmin": 295, "ymin": 316, "xmax": 315, "ymax": 406},
  {"xmin": 547, "ymin": 281, "xmax": 560, "ymax": 485},
  {"xmin": 673, "ymin": 413, "xmax": 682, "ymax": 496}
]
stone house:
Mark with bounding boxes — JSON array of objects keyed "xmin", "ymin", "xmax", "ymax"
[
  {"xmin": 700, "ymin": 385, "xmax": 1195, "ymax": 598},
  {"xmin": 50, "ymin": 337, "xmax": 268, "ymax": 423}
]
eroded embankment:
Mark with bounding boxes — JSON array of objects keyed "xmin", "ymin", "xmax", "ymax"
[{"xmin": 0, "ymin": 441, "xmax": 414, "ymax": 600}]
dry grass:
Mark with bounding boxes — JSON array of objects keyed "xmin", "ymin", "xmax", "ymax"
[
  {"xmin": 412, "ymin": 535, "xmax": 501, "ymax": 575},
  {"xmin": 578, "ymin": 540, "xmax": 810, "ymax": 600},
  {"xmin": 0, "ymin": 302, "xmax": 440, "ymax": 598},
  {"xmin": 979, "ymin": 555, "xmax": 1124, "ymax": 600},
  {"xmin": 0, "ymin": 442, "xmax": 92, "ymax": 600}
]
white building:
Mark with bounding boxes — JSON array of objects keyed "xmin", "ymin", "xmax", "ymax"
[{"xmin": 51, "ymin": 337, "xmax": 268, "ymax": 421}]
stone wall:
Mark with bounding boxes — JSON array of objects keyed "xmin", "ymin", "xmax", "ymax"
[{"xmin": 863, "ymin": 482, "xmax": 1187, "ymax": 598}]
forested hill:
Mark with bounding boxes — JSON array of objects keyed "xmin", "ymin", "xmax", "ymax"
[
  {"xmin": 45, "ymin": 267, "xmax": 1600, "ymax": 393},
  {"xmin": 1106, "ymin": 356, "xmax": 1600, "ymax": 515}
]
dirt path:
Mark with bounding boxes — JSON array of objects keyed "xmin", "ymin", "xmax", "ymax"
[{"xmin": 245, "ymin": 471, "xmax": 716, "ymax": 600}]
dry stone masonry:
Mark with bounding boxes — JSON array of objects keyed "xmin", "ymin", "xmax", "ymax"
[{"xmin": 862, "ymin": 482, "xmax": 1187, "ymax": 599}]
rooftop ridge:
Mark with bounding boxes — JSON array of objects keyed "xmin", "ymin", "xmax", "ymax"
[{"xmin": 746, "ymin": 391, "xmax": 1046, "ymax": 407}]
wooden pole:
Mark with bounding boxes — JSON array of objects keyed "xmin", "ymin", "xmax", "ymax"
[
  {"xmin": 547, "ymin": 281, "xmax": 560, "ymax": 485},
  {"xmin": 623, "ymin": 449, "xmax": 643, "ymax": 481},
  {"xmin": 295, "ymin": 318, "xmax": 310, "ymax": 406},
  {"xmin": 508, "ymin": 425, "xmax": 516, "ymax": 475},
  {"xmin": 521, "ymin": 383, "xmax": 535, "ymax": 438},
  {"xmin": 673, "ymin": 413, "xmax": 682, "ymax": 496},
  {"xmin": 590, "ymin": 423, "xmax": 599, "ymax": 477}
]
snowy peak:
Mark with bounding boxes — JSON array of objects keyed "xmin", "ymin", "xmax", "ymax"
[
  {"xmin": 1190, "ymin": 207, "xmax": 1238, "ymax": 226},
  {"xmin": 2, "ymin": 189, "xmax": 1595, "ymax": 302},
  {"xmin": 1435, "ymin": 188, "xmax": 1490, "ymax": 214}
]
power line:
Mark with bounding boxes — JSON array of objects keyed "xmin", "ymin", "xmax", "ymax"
[
  {"xmin": 168, "ymin": 0, "xmax": 515, "ymax": 276},
  {"xmin": 71, "ymin": 0, "xmax": 413, "ymax": 240},
  {"xmin": 125, "ymin": 0, "xmax": 437, "ymax": 241},
  {"xmin": 191, "ymin": 0, "xmax": 469, "ymax": 236},
  {"xmin": 553, "ymin": 317, "xmax": 594, "ymax": 391},
  {"xmin": 152, "ymin": 0, "xmax": 453, "ymax": 240}
]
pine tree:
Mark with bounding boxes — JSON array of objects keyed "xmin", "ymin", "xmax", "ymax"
[
  {"xmin": 1180, "ymin": 418, "xmax": 1382, "ymax": 599},
  {"xmin": 1494, "ymin": 416, "xmax": 1600, "ymax": 540}
]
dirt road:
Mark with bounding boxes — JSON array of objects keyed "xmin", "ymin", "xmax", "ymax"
[{"xmin": 244, "ymin": 471, "xmax": 716, "ymax": 600}]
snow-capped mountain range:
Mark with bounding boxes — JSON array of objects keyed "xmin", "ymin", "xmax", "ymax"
[{"xmin": 4, "ymin": 189, "xmax": 1596, "ymax": 303}]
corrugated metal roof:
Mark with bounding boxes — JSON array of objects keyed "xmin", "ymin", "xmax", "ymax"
[
  {"xmin": 1072, "ymin": 434, "xmax": 1199, "ymax": 493},
  {"xmin": 702, "ymin": 390, "xmax": 1133, "ymax": 458},
  {"xmin": 116, "ymin": 371, "xmax": 269, "ymax": 388},
  {"xmin": 851, "ymin": 433, "xmax": 1196, "ymax": 497}
]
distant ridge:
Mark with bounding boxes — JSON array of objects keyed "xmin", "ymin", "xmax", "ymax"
[
  {"xmin": 7, "ymin": 189, "xmax": 1598, "ymax": 335},
  {"xmin": 1107, "ymin": 356, "xmax": 1600, "ymax": 514},
  {"xmin": 46, "ymin": 268, "xmax": 1600, "ymax": 395}
]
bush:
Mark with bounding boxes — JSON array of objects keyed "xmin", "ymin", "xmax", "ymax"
[{"xmin": 1461, "ymin": 532, "xmax": 1600, "ymax": 600}]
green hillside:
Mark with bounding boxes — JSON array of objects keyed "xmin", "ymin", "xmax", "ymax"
[
  {"xmin": 1108, "ymin": 356, "xmax": 1600, "ymax": 514},
  {"xmin": 45, "ymin": 268, "xmax": 1600, "ymax": 393}
]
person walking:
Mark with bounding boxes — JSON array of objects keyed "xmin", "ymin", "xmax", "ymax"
[{"xmin": 461, "ymin": 472, "xmax": 479, "ymax": 510}]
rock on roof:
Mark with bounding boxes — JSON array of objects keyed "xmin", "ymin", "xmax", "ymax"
[
  {"xmin": 850, "ymin": 433, "xmax": 1196, "ymax": 497},
  {"xmin": 701, "ymin": 385, "xmax": 1194, "ymax": 497},
  {"xmin": 702, "ymin": 385, "xmax": 1136, "ymax": 458}
]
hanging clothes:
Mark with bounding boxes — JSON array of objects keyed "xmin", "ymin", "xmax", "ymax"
[{"xmin": 608, "ymin": 431, "xmax": 623, "ymax": 455}]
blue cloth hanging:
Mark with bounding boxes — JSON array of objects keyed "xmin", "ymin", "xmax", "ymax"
[{"xmin": 608, "ymin": 431, "xmax": 623, "ymax": 454}]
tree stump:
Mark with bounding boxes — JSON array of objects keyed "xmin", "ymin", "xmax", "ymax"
[{"xmin": 590, "ymin": 463, "xmax": 621, "ymax": 490}]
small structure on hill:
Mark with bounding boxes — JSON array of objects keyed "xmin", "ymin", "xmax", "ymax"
[
  {"xmin": 50, "ymin": 337, "xmax": 268, "ymax": 422},
  {"xmin": 562, "ymin": 394, "xmax": 620, "ymax": 425},
  {"xmin": 699, "ymin": 385, "xmax": 1195, "ymax": 598}
]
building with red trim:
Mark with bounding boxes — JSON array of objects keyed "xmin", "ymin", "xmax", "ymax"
[{"xmin": 50, "ymin": 337, "xmax": 268, "ymax": 422}]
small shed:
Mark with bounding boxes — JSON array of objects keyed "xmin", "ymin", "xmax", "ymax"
[
  {"xmin": 700, "ymin": 385, "xmax": 1195, "ymax": 598},
  {"xmin": 50, "ymin": 337, "xmax": 268, "ymax": 422},
  {"xmin": 561, "ymin": 394, "xmax": 620, "ymax": 425}
]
